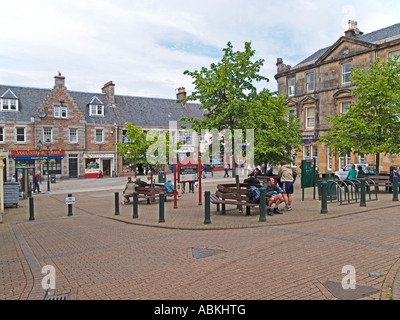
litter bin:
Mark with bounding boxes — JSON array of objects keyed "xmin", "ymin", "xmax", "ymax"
[
  {"xmin": 50, "ymin": 174, "xmax": 56, "ymax": 183},
  {"xmin": 318, "ymin": 173, "xmax": 337, "ymax": 200},
  {"xmin": 4, "ymin": 182, "xmax": 19, "ymax": 208},
  {"xmin": 158, "ymin": 173, "xmax": 166, "ymax": 183}
]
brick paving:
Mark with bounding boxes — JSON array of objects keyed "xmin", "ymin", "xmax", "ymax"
[{"xmin": 1, "ymin": 170, "xmax": 400, "ymax": 300}]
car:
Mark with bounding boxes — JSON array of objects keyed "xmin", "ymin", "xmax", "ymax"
[{"xmin": 334, "ymin": 163, "xmax": 376, "ymax": 180}]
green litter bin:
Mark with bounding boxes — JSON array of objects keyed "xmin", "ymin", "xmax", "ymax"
[
  {"xmin": 50, "ymin": 174, "xmax": 56, "ymax": 183},
  {"xmin": 158, "ymin": 173, "xmax": 166, "ymax": 183},
  {"xmin": 318, "ymin": 173, "xmax": 336, "ymax": 200}
]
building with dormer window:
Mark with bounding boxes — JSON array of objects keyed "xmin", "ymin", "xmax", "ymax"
[
  {"xmin": 275, "ymin": 21, "xmax": 400, "ymax": 173},
  {"xmin": 0, "ymin": 74, "xmax": 204, "ymax": 181}
]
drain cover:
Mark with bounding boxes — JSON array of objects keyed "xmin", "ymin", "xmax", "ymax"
[
  {"xmin": 324, "ymin": 281, "xmax": 379, "ymax": 300},
  {"xmin": 45, "ymin": 293, "xmax": 70, "ymax": 300},
  {"xmin": 192, "ymin": 248, "xmax": 226, "ymax": 259}
]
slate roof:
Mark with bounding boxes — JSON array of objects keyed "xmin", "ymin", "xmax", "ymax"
[
  {"xmin": 296, "ymin": 22, "xmax": 400, "ymax": 67},
  {"xmin": 0, "ymin": 85, "xmax": 204, "ymax": 128},
  {"xmin": 0, "ymin": 85, "xmax": 51, "ymax": 122},
  {"xmin": 68, "ymin": 90, "xmax": 119, "ymax": 125},
  {"xmin": 115, "ymin": 95, "xmax": 202, "ymax": 129}
]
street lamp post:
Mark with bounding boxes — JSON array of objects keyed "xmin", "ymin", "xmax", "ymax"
[{"xmin": 38, "ymin": 139, "xmax": 51, "ymax": 192}]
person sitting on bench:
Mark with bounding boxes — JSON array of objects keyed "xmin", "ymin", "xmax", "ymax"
[
  {"xmin": 262, "ymin": 177, "xmax": 284, "ymax": 216},
  {"xmin": 121, "ymin": 177, "xmax": 136, "ymax": 205}
]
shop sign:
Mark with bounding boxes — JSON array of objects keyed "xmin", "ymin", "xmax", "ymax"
[
  {"xmin": 11, "ymin": 150, "xmax": 65, "ymax": 159},
  {"xmin": 84, "ymin": 154, "xmax": 114, "ymax": 159}
]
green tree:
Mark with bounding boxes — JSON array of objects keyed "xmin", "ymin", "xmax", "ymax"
[
  {"xmin": 180, "ymin": 41, "xmax": 302, "ymax": 168},
  {"xmin": 319, "ymin": 56, "xmax": 400, "ymax": 172},
  {"xmin": 114, "ymin": 123, "xmax": 173, "ymax": 183}
]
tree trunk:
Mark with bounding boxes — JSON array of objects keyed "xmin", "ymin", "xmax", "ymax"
[{"xmin": 375, "ymin": 153, "xmax": 380, "ymax": 174}]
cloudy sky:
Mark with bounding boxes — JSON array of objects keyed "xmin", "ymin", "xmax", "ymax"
[{"xmin": 1, "ymin": 0, "xmax": 400, "ymax": 99}]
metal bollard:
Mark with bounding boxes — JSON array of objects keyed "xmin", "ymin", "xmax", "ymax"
[
  {"xmin": 29, "ymin": 197, "xmax": 35, "ymax": 221},
  {"xmin": 320, "ymin": 181, "xmax": 328, "ymax": 214},
  {"xmin": 359, "ymin": 178, "xmax": 366, "ymax": 207},
  {"xmin": 67, "ymin": 193, "xmax": 73, "ymax": 216},
  {"xmin": 204, "ymin": 191, "xmax": 211, "ymax": 225},
  {"xmin": 133, "ymin": 192, "xmax": 138, "ymax": 218},
  {"xmin": 159, "ymin": 193, "xmax": 165, "ymax": 223},
  {"xmin": 115, "ymin": 192, "xmax": 120, "ymax": 215},
  {"xmin": 259, "ymin": 188, "xmax": 266, "ymax": 222},
  {"xmin": 393, "ymin": 176, "xmax": 399, "ymax": 202}
]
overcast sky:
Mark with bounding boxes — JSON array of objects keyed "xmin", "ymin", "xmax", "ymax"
[{"xmin": 1, "ymin": 0, "xmax": 400, "ymax": 99}]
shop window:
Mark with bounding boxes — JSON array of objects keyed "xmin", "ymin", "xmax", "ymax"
[
  {"xmin": 43, "ymin": 159, "xmax": 62, "ymax": 175},
  {"xmin": 303, "ymin": 145, "xmax": 310, "ymax": 160}
]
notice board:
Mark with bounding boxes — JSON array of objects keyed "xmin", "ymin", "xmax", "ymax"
[{"xmin": 301, "ymin": 159, "xmax": 316, "ymax": 189}]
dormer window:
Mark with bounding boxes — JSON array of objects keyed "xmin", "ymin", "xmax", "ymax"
[
  {"xmin": 90, "ymin": 104, "xmax": 104, "ymax": 116},
  {"xmin": 88, "ymin": 96, "xmax": 104, "ymax": 116},
  {"xmin": 1, "ymin": 89, "xmax": 19, "ymax": 111}
]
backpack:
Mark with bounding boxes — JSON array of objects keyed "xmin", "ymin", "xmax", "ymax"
[{"xmin": 248, "ymin": 186, "xmax": 260, "ymax": 204}]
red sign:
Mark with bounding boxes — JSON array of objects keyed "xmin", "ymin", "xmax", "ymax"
[{"xmin": 11, "ymin": 150, "xmax": 65, "ymax": 157}]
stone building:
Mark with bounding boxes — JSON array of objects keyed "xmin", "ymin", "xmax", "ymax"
[
  {"xmin": 0, "ymin": 74, "xmax": 204, "ymax": 181},
  {"xmin": 275, "ymin": 21, "xmax": 400, "ymax": 173}
]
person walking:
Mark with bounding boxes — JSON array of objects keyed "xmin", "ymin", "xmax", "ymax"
[
  {"xmin": 189, "ymin": 181, "xmax": 195, "ymax": 193},
  {"xmin": 210, "ymin": 163, "xmax": 214, "ymax": 177},
  {"xmin": 224, "ymin": 163, "xmax": 229, "ymax": 178},
  {"xmin": 33, "ymin": 171, "xmax": 40, "ymax": 193}
]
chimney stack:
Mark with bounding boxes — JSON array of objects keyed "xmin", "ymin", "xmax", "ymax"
[
  {"xmin": 55, "ymin": 72, "xmax": 65, "ymax": 88},
  {"xmin": 345, "ymin": 20, "xmax": 363, "ymax": 38},
  {"xmin": 276, "ymin": 58, "xmax": 291, "ymax": 74},
  {"xmin": 176, "ymin": 87, "xmax": 186, "ymax": 100},
  {"xmin": 102, "ymin": 81, "xmax": 115, "ymax": 105}
]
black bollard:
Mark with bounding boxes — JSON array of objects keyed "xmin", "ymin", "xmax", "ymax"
[
  {"xmin": 259, "ymin": 188, "xmax": 266, "ymax": 222},
  {"xmin": 393, "ymin": 176, "xmax": 399, "ymax": 202},
  {"xmin": 204, "ymin": 191, "xmax": 211, "ymax": 225},
  {"xmin": 67, "ymin": 193, "xmax": 73, "ymax": 216},
  {"xmin": 320, "ymin": 181, "xmax": 328, "ymax": 214},
  {"xmin": 159, "ymin": 193, "xmax": 165, "ymax": 223},
  {"xmin": 29, "ymin": 197, "xmax": 35, "ymax": 221},
  {"xmin": 133, "ymin": 192, "xmax": 138, "ymax": 219},
  {"xmin": 359, "ymin": 179, "xmax": 366, "ymax": 207},
  {"xmin": 115, "ymin": 192, "xmax": 120, "ymax": 215}
]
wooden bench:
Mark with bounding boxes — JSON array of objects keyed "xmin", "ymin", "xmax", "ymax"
[
  {"xmin": 210, "ymin": 183, "xmax": 260, "ymax": 215},
  {"xmin": 357, "ymin": 173, "xmax": 398, "ymax": 192},
  {"xmin": 135, "ymin": 184, "xmax": 174, "ymax": 204},
  {"xmin": 254, "ymin": 175, "xmax": 279, "ymax": 185}
]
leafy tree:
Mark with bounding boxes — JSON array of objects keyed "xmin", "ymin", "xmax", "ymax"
[
  {"xmin": 319, "ymin": 56, "xmax": 400, "ymax": 172},
  {"xmin": 114, "ymin": 123, "xmax": 173, "ymax": 183},
  {"xmin": 180, "ymin": 41, "xmax": 302, "ymax": 168}
]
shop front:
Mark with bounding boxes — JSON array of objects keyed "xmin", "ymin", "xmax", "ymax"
[
  {"xmin": 11, "ymin": 150, "xmax": 65, "ymax": 175},
  {"xmin": 84, "ymin": 153, "xmax": 115, "ymax": 178}
]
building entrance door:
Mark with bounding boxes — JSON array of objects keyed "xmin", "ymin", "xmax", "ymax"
[
  {"xmin": 103, "ymin": 159, "xmax": 111, "ymax": 177},
  {"xmin": 69, "ymin": 158, "xmax": 78, "ymax": 178}
]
